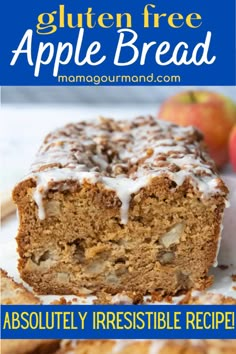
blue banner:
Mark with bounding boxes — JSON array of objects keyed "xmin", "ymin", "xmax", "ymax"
[
  {"xmin": 1, "ymin": 305, "xmax": 236, "ymax": 339},
  {"xmin": 0, "ymin": 0, "xmax": 235, "ymax": 85}
]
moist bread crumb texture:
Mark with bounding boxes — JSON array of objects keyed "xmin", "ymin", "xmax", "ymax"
[{"xmin": 13, "ymin": 116, "xmax": 228, "ymax": 296}]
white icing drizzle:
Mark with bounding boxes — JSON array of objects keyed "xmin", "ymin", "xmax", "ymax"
[
  {"xmin": 60, "ymin": 339, "xmax": 166, "ymax": 354},
  {"xmin": 213, "ymin": 223, "xmax": 224, "ymax": 267},
  {"xmin": 112, "ymin": 340, "xmax": 133, "ymax": 353},
  {"xmin": 112, "ymin": 340, "xmax": 165, "ymax": 354},
  {"xmin": 59, "ymin": 339, "xmax": 78, "ymax": 354},
  {"xmin": 110, "ymin": 293, "xmax": 133, "ymax": 304},
  {"xmin": 32, "ymin": 168, "xmax": 99, "ymax": 221},
  {"xmin": 148, "ymin": 341, "xmax": 165, "ymax": 354},
  {"xmin": 189, "ymin": 339, "xmax": 204, "ymax": 346},
  {"xmin": 22, "ymin": 117, "xmax": 227, "ymax": 226},
  {"xmin": 33, "ymin": 187, "xmax": 46, "ymax": 220},
  {"xmin": 102, "ymin": 176, "xmax": 150, "ymax": 224}
]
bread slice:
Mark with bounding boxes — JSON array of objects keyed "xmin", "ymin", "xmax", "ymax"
[{"xmin": 0, "ymin": 269, "xmax": 60, "ymax": 354}]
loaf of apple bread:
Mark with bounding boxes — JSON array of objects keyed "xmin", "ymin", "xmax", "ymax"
[{"xmin": 13, "ymin": 116, "xmax": 228, "ymax": 296}]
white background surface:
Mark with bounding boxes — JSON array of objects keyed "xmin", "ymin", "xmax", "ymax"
[{"xmin": 1, "ymin": 105, "xmax": 235, "ymax": 302}]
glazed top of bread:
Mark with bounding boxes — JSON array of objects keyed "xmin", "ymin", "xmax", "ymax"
[
  {"xmin": 17, "ymin": 116, "xmax": 228, "ymax": 223},
  {"xmin": 31, "ymin": 116, "xmax": 217, "ymax": 177}
]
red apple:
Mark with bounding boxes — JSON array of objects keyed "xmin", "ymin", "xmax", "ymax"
[
  {"xmin": 229, "ymin": 126, "xmax": 236, "ymax": 172},
  {"xmin": 158, "ymin": 90, "xmax": 236, "ymax": 168}
]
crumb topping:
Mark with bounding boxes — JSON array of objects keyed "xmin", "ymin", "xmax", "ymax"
[
  {"xmin": 25, "ymin": 116, "xmax": 228, "ymax": 224},
  {"xmin": 32, "ymin": 116, "xmax": 216, "ymax": 180}
]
